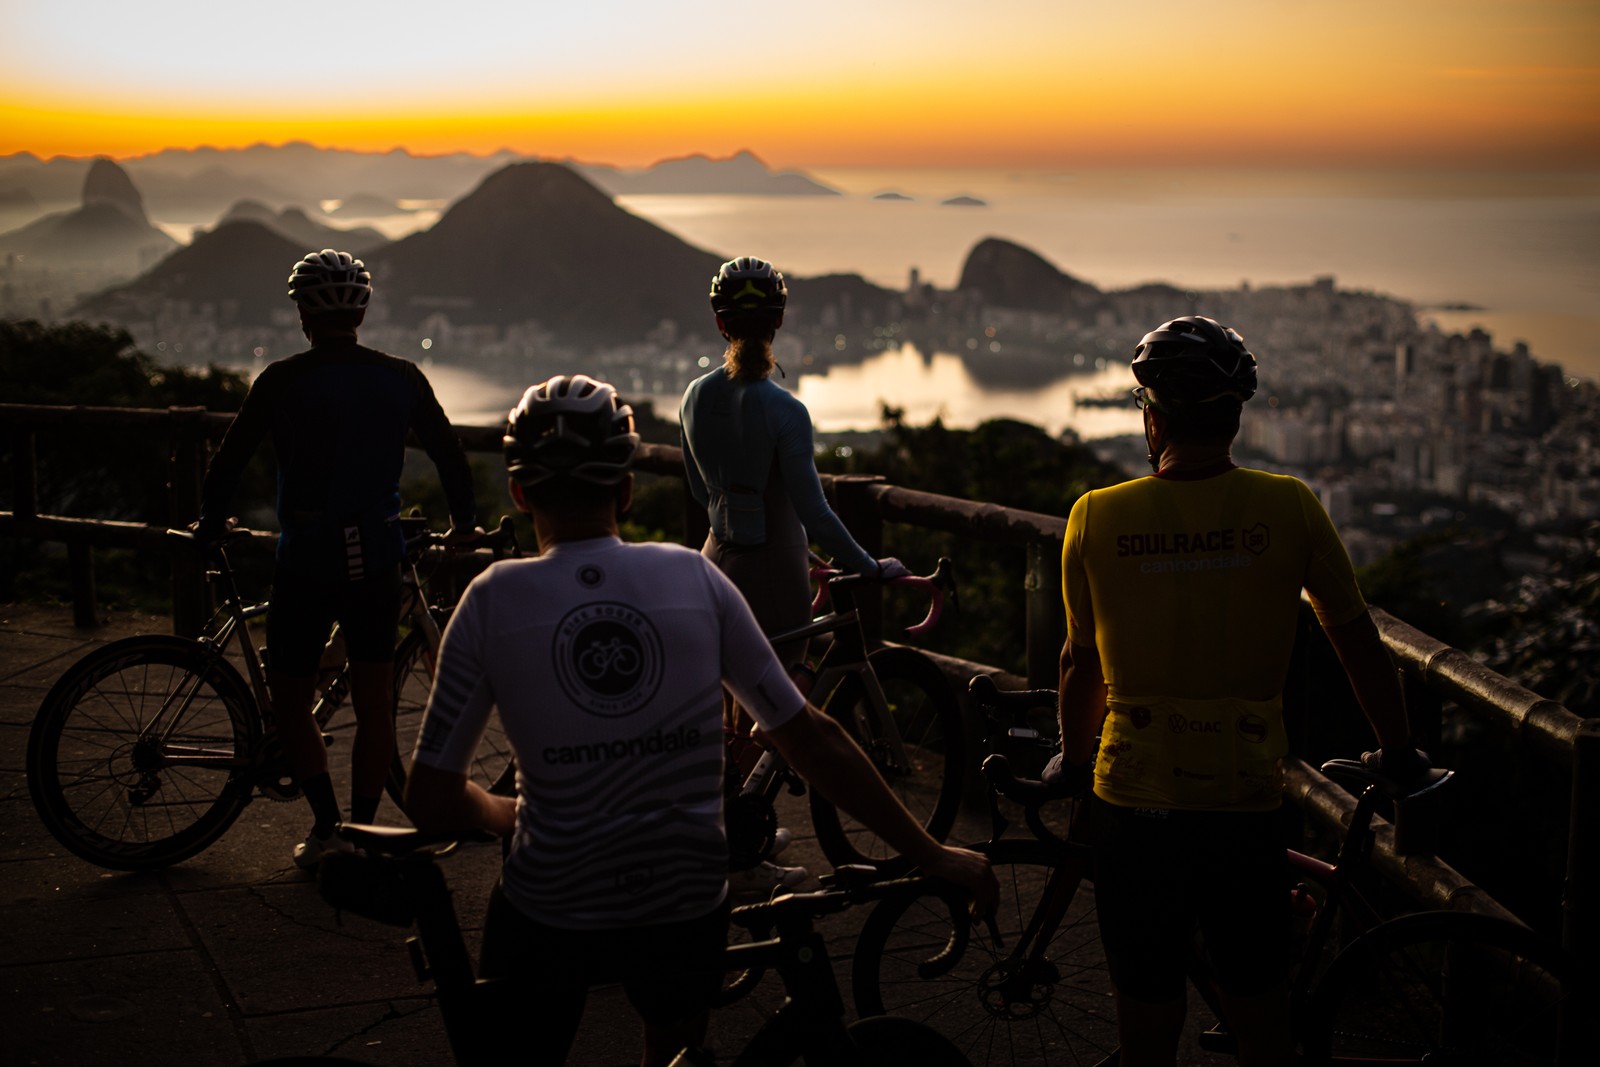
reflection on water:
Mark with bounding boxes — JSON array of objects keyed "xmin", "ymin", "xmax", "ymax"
[
  {"xmin": 792, "ymin": 345, "xmax": 1142, "ymax": 439},
  {"xmin": 427, "ymin": 346, "xmax": 1142, "ymax": 440}
]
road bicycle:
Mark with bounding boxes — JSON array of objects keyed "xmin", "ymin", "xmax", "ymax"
[
  {"xmin": 848, "ymin": 676, "xmax": 1582, "ymax": 1066},
  {"xmin": 274, "ymin": 825, "xmax": 975, "ymax": 1066},
  {"xmin": 727, "ymin": 559, "xmax": 966, "ymax": 871},
  {"xmin": 25, "ymin": 517, "xmax": 518, "ymax": 870}
]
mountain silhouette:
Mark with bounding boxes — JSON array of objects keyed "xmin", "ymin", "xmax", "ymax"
[
  {"xmin": 956, "ymin": 237, "xmax": 1099, "ymax": 311},
  {"xmin": 578, "ymin": 151, "xmax": 839, "ymax": 196},
  {"xmin": 76, "ymin": 219, "xmax": 305, "ymax": 324},
  {"xmin": 218, "ymin": 199, "xmax": 387, "ymax": 253},
  {"xmin": 83, "ymin": 158, "xmax": 148, "ymax": 220},
  {"xmin": 0, "ymin": 158, "xmax": 175, "ymax": 271},
  {"xmin": 366, "ymin": 162, "xmax": 724, "ymax": 340}
]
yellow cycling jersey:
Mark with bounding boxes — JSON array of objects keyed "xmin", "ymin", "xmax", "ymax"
[{"xmin": 1062, "ymin": 466, "xmax": 1367, "ymax": 810}]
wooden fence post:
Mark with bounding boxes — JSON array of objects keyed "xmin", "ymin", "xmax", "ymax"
[
  {"xmin": 832, "ymin": 475, "xmax": 885, "ymax": 646},
  {"xmin": 12, "ymin": 428, "xmax": 37, "ymax": 521},
  {"xmin": 1561, "ymin": 719, "xmax": 1600, "ymax": 1058},
  {"xmin": 168, "ymin": 408, "xmax": 208, "ymax": 637},
  {"xmin": 1024, "ymin": 540, "xmax": 1061, "ymax": 688}
]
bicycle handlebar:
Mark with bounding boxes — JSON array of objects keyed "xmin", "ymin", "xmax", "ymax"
[
  {"xmin": 807, "ymin": 556, "xmax": 957, "ymax": 636},
  {"xmin": 730, "ymin": 865, "xmax": 931, "ymax": 931}
]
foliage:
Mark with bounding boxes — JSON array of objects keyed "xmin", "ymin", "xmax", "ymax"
[
  {"xmin": 1469, "ymin": 522, "xmax": 1600, "ymax": 715},
  {"xmin": 816, "ymin": 406, "xmax": 1129, "ymax": 673},
  {"xmin": 2, "ymin": 320, "xmax": 252, "ymax": 605}
]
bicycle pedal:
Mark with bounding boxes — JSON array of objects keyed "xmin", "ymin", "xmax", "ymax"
[
  {"xmin": 406, "ymin": 936, "xmax": 430, "ymax": 982},
  {"xmin": 1197, "ymin": 1022, "xmax": 1236, "ymax": 1055},
  {"xmin": 322, "ymin": 733, "xmax": 334, "ymax": 748}
]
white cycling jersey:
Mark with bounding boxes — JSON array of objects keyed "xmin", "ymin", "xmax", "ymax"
[{"xmin": 412, "ymin": 536, "xmax": 806, "ymax": 929}]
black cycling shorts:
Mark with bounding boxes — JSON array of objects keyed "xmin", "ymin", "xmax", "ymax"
[
  {"xmin": 476, "ymin": 883, "xmax": 731, "ymax": 1063},
  {"xmin": 265, "ymin": 563, "xmax": 401, "ymax": 677},
  {"xmin": 1090, "ymin": 796, "xmax": 1289, "ymax": 1002}
]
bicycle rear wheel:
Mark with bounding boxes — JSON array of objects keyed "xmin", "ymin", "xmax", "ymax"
[
  {"xmin": 1300, "ymin": 910, "xmax": 1578, "ymax": 1066},
  {"xmin": 386, "ymin": 627, "xmax": 516, "ymax": 807},
  {"xmin": 27, "ymin": 635, "xmax": 259, "ymax": 870},
  {"xmin": 852, "ymin": 839, "xmax": 1118, "ymax": 1067},
  {"xmin": 809, "ymin": 646, "xmax": 965, "ymax": 868}
]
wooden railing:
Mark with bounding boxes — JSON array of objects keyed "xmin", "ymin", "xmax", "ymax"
[{"xmin": 1, "ymin": 401, "xmax": 1593, "ymax": 964}]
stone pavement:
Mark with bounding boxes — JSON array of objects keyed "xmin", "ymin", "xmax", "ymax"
[{"xmin": 0, "ymin": 603, "xmax": 826, "ymax": 1067}]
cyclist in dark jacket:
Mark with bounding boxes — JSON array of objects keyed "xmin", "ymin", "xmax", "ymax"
[{"xmin": 197, "ymin": 249, "xmax": 480, "ymax": 868}]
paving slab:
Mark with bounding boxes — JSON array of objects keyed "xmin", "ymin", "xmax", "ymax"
[{"xmin": 1, "ymin": 948, "xmax": 243, "ymax": 1067}]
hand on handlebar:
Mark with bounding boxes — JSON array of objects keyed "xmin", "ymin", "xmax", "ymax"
[
  {"xmin": 441, "ymin": 525, "xmax": 486, "ymax": 550},
  {"xmin": 1361, "ymin": 746, "xmax": 1432, "ymax": 787},
  {"xmin": 874, "ymin": 557, "xmax": 911, "ymax": 580},
  {"xmin": 916, "ymin": 843, "xmax": 999, "ymax": 920},
  {"xmin": 1042, "ymin": 751, "xmax": 1094, "ymax": 798},
  {"xmin": 189, "ymin": 516, "xmax": 237, "ymax": 545}
]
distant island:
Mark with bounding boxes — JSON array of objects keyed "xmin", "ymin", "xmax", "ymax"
[
  {"xmin": 873, "ymin": 191, "xmax": 915, "ymax": 201},
  {"xmin": 941, "ymin": 195, "xmax": 987, "ymax": 207}
]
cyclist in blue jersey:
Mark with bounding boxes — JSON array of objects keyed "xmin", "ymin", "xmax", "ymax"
[
  {"xmin": 196, "ymin": 249, "xmax": 481, "ymax": 869},
  {"xmin": 680, "ymin": 257, "xmax": 909, "ymax": 894},
  {"xmin": 406, "ymin": 374, "xmax": 996, "ymax": 1067}
]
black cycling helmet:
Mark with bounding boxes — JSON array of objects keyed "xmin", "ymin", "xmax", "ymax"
[
  {"xmin": 1132, "ymin": 316, "xmax": 1257, "ymax": 405},
  {"xmin": 709, "ymin": 256, "xmax": 788, "ymax": 315},
  {"xmin": 504, "ymin": 375, "xmax": 639, "ymax": 487},
  {"xmin": 288, "ymin": 249, "xmax": 372, "ymax": 312}
]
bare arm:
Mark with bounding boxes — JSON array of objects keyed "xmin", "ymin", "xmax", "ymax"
[
  {"xmin": 1058, "ymin": 638, "xmax": 1107, "ymax": 765},
  {"xmin": 765, "ymin": 706, "xmax": 997, "ymax": 910},
  {"xmin": 1322, "ymin": 610, "xmax": 1411, "ymax": 751},
  {"xmin": 403, "ymin": 762, "xmax": 516, "ymax": 837}
]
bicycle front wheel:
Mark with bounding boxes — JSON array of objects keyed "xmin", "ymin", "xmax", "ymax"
[
  {"xmin": 387, "ymin": 628, "xmax": 516, "ymax": 807},
  {"xmin": 27, "ymin": 635, "xmax": 260, "ymax": 870},
  {"xmin": 1299, "ymin": 910, "xmax": 1578, "ymax": 1066},
  {"xmin": 809, "ymin": 646, "xmax": 965, "ymax": 868},
  {"xmin": 852, "ymin": 838, "xmax": 1118, "ymax": 1067}
]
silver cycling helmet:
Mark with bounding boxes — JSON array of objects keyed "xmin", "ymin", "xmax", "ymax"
[
  {"xmin": 504, "ymin": 375, "xmax": 639, "ymax": 486},
  {"xmin": 1132, "ymin": 315, "xmax": 1257, "ymax": 405},
  {"xmin": 287, "ymin": 249, "xmax": 373, "ymax": 313}
]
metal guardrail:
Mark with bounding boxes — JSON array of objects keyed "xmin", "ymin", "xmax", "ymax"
[{"xmin": 2, "ymin": 401, "xmax": 1593, "ymax": 963}]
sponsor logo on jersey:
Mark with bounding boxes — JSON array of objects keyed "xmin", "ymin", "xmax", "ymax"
[
  {"xmin": 1236, "ymin": 714, "xmax": 1269, "ymax": 743},
  {"xmin": 1172, "ymin": 766, "xmax": 1219, "ymax": 780},
  {"xmin": 1103, "ymin": 739, "xmax": 1133, "ymax": 758},
  {"xmin": 542, "ymin": 723, "xmax": 704, "ymax": 766},
  {"xmin": 1130, "ymin": 706, "xmax": 1152, "ymax": 729},
  {"xmin": 1167, "ymin": 714, "xmax": 1222, "ymax": 734},
  {"xmin": 1116, "ymin": 529, "xmax": 1235, "ymax": 557},
  {"xmin": 578, "ymin": 564, "xmax": 604, "ymax": 588},
  {"xmin": 1242, "ymin": 522, "xmax": 1271, "ymax": 556},
  {"xmin": 553, "ymin": 601, "xmax": 664, "ymax": 717}
]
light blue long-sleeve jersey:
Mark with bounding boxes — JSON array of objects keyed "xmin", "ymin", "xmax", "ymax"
[{"xmin": 679, "ymin": 369, "xmax": 876, "ymax": 574}]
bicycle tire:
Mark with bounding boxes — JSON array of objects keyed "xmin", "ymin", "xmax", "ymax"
[
  {"xmin": 1299, "ymin": 910, "xmax": 1579, "ymax": 1066},
  {"xmin": 852, "ymin": 838, "xmax": 1118, "ymax": 1067},
  {"xmin": 27, "ymin": 635, "xmax": 260, "ymax": 870},
  {"xmin": 809, "ymin": 646, "xmax": 965, "ymax": 868},
  {"xmin": 386, "ymin": 627, "xmax": 517, "ymax": 807}
]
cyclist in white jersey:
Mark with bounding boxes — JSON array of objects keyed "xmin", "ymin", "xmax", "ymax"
[{"xmin": 405, "ymin": 375, "xmax": 997, "ymax": 1067}]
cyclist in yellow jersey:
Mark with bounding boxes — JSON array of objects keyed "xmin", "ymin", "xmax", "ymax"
[{"xmin": 1052, "ymin": 316, "xmax": 1428, "ymax": 1067}]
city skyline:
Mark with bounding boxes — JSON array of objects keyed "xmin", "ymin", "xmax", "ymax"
[{"xmin": 2, "ymin": 1, "xmax": 1597, "ymax": 172}]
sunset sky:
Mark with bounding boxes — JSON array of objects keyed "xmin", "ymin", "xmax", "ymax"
[{"xmin": 1, "ymin": 0, "xmax": 1596, "ymax": 168}]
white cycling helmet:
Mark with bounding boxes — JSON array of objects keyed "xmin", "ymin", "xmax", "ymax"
[
  {"xmin": 504, "ymin": 375, "xmax": 639, "ymax": 487},
  {"xmin": 287, "ymin": 249, "xmax": 372, "ymax": 312}
]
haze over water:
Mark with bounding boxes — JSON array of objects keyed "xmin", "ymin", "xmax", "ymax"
[{"xmin": 622, "ymin": 166, "xmax": 1600, "ymax": 383}]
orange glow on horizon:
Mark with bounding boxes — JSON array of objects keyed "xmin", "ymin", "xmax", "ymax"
[{"xmin": 1, "ymin": 2, "xmax": 1596, "ymax": 170}]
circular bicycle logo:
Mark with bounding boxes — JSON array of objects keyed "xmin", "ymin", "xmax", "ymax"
[{"xmin": 552, "ymin": 602, "xmax": 663, "ymax": 717}]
